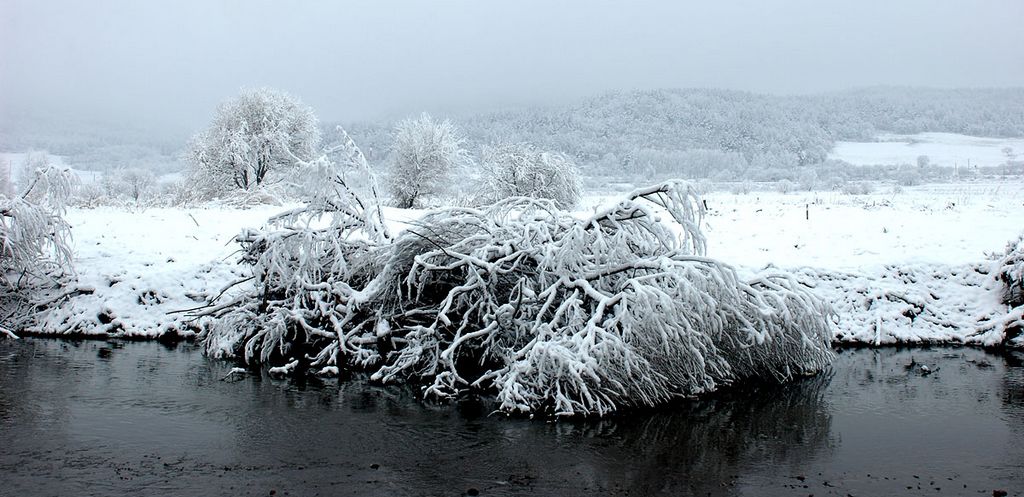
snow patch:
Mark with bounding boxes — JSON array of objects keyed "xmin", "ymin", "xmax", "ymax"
[{"xmin": 831, "ymin": 133, "xmax": 1024, "ymax": 168}]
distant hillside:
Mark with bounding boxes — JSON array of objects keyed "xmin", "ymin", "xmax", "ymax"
[
  {"xmin": 0, "ymin": 111, "xmax": 187, "ymax": 173},
  {"xmin": 341, "ymin": 87, "xmax": 1024, "ymax": 180},
  {"xmin": 6, "ymin": 86, "xmax": 1023, "ymax": 179},
  {"xmin": 812, "ymin": 87, "xmax": 1024, "ymax": 139}
]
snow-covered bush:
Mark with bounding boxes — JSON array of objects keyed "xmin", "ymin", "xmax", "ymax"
[
  {"xmin": 71, "ymin": 182, "xmax": 106, "ymax": 208},
  {"xmin": 896, "ymin": 168, "xmax": 922, "ymax": 187},
  {"xmin": 840, "ymin": 181, "xmax": 874, "ymax": 195},
  {"xmin": 729, "ymin": 181, "xmax": 753, "ymax": 195},
  {"xmin": 797, "ymin": 168, "xmax": 819, "ymax": 191},
  {"xmin": 774, "ymin": 179, "xmax": 796, "ymax": 194},
  {"xmin": 199, "ymin": 140, "xmax": 835, "ymax": 416},
  {"xmin": 101, "ymin": 168, "xmax": 157, "ymax": 205},
  {"xmin": 477, "ymin": 142, "xmax": 583, "ymax": 209},
  {"xmin": 388, "ymin": 113, "xmax": 471, "ymax": 208},
  {"xmin": 1, "ymin": 165, "xmax": 76, "ymax": 334},
  {"xmin": 186, "ymin": 87, "xmax": 320, "ymax": 199}
]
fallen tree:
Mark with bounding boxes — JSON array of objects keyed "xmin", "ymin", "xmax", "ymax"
[{"xmin": 198, "ymin": 134, "xmax": 835, "ymax": 416}]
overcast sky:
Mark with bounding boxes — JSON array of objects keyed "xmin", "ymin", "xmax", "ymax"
[{"xmin": 2, "ymin": 0, "xmax": 1023, "ymax": 133}]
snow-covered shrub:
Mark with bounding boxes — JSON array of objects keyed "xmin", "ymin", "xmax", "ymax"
[
  {"xmin": 388, "ymin": 113, "xmax": 471, "ymax": 208},
  {"xmin": 896, "ymin": 168, "xmax": 922, "ymax": 187},
  {"xmin": 71, "ymin": 182, "xmax": 106, "ymax": 208},
  {"xmin": 729, "ymin": 181, "xmax": 753, "ymax": 195},
  {"xmin": 477, "ymin": 142, "xmax": 583, "ymax": 209},
  {"xmin": 1, "ymin": 165, "xmax": 76, "ymax": 334},
  {"xmin": 840, "ymin": 181, "xmax": 874, "ymax": 195},
  {"xmin": 186, "ymin": 87, "xmax": 320, "ymax": 199},
  {"xmin": 100, "ymin": 168, "xmax": 157, "ymax": 206},
  {"xmin": 774, "ymin": 179, "xmax": 796, "ymax": 194},
  {"xmin": 797, "ymin": 168, "xmax": 819, "ymax": 191},
  {"xmin": 200, "ymin": 150, "xmax": 835, "ymax": 416}
]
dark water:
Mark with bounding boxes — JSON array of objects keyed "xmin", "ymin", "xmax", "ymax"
[{"xmin": 0, "ymin": 339, "xmax": 1022, "ymax": 497}]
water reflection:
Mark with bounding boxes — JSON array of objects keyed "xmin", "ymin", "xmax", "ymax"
[
  {"xmin": 1, "ymin": 339, "xmax": 1021, "ymax": 497},
  {"xmin": 1002, "ymin": 351, "xmax": 1024, "ymax": 415}
]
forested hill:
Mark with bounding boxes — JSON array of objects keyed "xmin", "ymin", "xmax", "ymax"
[
  {"xmin": 462, "ymin": 88, "xmax": 833, "ymax": 173},
  {"xmin": 343, "ymin": 87, "xmax": 1024, "ymax": 178},
  {"xmin": 810, "ymin": 87, "xmax": 1024, "ymax": 139}
]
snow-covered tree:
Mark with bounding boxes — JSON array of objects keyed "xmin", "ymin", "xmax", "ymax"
[
  {"xmin": 478, "ymin": 142, "xmax": 583, "ymax": 209},
  {"xmin": 103, "ymin": 168, "xmax": 156, "ymax": 204},
  {"xmin": 1, "ymin": 165, "xmax": 76, "ymax": 336},
  {"xmin": 186, "ymin": 88, "xmax": 320, "ymax": 197},
  {"xmin": 17, "ymin": 152, "xmax": 52, "ymax": 195},
  {"xmin": 388, "ymin": 113, "xmax": 471, "ymax": 208}
]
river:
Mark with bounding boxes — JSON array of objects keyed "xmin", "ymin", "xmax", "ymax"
[{"xmin": 1, "ymin": 338, "xmax": 1021, "ymax": 496}]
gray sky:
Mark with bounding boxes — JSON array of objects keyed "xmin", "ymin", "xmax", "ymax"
[{"xmin": 2, "ymin": 0, "xmax": 1023, "ymax": 133}]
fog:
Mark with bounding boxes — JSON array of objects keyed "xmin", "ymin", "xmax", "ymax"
[{"xmin": 2, "ymin": 0, "xmax": 1023, "ymax": 133}]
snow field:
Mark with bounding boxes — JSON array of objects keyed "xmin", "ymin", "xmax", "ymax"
[
  {"xmin": 27, "ymin": 179, "xmax": 1024, "ymax": 348},
  {"xmin": 830, "ymin": 132, "xmax": 1024, "ymax": 169},
  {"xmin": 33, "ymin": 206, "xmax": 286, "ymax": 337},
  {"xmin": 699, "ymin": 184, "xmax": 1024, "ymax": 347}
]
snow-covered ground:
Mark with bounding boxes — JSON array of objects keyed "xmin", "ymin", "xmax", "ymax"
[
  {"xmin": 830, "ymin": 132, "xmax": 1024, "ymax": 168},
  {"xmin": 698, "ymin": 183, "xmax": 1024, "ymax": 347},
  {"xmin": 32, "ymin": 206, "xmax": 281, "ymax": 338},
  {"xmin": 21, "ymin": 179, "xmax": 1024, "ymax": 348}
]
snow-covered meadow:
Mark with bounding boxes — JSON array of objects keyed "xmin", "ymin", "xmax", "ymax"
[
  {"xmin": 830, "ymin": 132, "xmax": 1024, "ymax": 169},
  {"xmin": 30, "ymin": 178, "xmax": 1024, "ymax": 351},
  {"xmin": 698, "ymin": 182, "xmax": 1024, "ymax": 347}
]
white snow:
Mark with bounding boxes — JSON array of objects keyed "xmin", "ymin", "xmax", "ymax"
[
  {"xmin": 20, "ymin": 177, "xmax": 1024, "ymax": 348},
  {"xmin": 697, "ymin": 182, "xmax": 1024, "ymax": 347},
  {"xmin": 701, "ymin": 183, "xmax": 1022, "ymax": 270},
  {"xmin": 31, "ymin": 205, "xmax": 289, "ymax": 337},
  {"xmin": 830, "ymin": 132, "xmax": 1024, "ymax": 168}
]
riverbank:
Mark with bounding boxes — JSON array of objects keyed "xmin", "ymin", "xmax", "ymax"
[{"xmin": 14, "ymin": 179, "xmax": 1024, "ymax": 348}]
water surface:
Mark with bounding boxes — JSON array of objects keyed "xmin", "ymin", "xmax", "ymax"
[{"xmin": 1, "ymin": 339, "xmax": 1021, "ymax": 496}]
